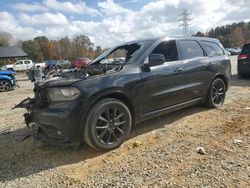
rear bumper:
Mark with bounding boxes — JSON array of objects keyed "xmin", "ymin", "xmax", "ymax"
[
  {"xmin": 238, "ymin": 60, "xmax": 250, "ymax": 75},
  {"xmin": 238, "ymin": 66, "xmax": 250, "ymax": 75}
]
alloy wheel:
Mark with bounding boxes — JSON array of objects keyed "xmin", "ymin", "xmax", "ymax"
[
  {"xmin": 0, "ymin": 80, "xmax": 11, "ymax": 92},
  {"xmin": 211, "ymin": 79, "xmax": 225, "ymax": 106},
  {"xmin": 95, "ymin": 106, "xmax": 126, "ymax": 145}
]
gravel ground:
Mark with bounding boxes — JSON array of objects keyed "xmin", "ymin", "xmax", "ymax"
[{"xmin": 0, "ymin": 56, "xmax": 249, "ymax": 188}]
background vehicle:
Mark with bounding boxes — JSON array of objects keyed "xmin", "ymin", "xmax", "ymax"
[
  {"xmin": 22, "ymin": 37, "xmax": 231, "ymax": 151},
  {"xmin": 44, "ymin": 60, "xmax": 71, "ymax": 74},
  {"xmin": 238, "ymin": 43, "xmax": 250, "ymax": 76},
  {"xmin": 71, "ymin": 58, "xmax": 90, "ymax": 68},
  {"xmin": 0, "ymin": 70, "xmax": 16, "ymax": 92},
  {"xmin": 226, "ymin": 48, "xmax": 241, "ymax": 55},
  {"xmin": 7, "ymin": 60, "xmax": 34, "ymax": 71}
]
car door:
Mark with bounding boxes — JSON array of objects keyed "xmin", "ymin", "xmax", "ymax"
[
  {"xmin": 176, "ymin": 40, "xmax": 212, "ymax": 101},
  {"xmin": 141, "ymin": 40, "xmax": 187, "ymax": 114},
  {"xmin": 24, "ymin": 60, "xmax": 33, "ymax": 69},
  {"xmin": 14, "ymin": 61, "xmax": 24, "ymax": 71}
]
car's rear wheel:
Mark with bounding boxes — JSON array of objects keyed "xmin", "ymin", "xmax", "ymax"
[
  {"xmin": 83, "ymin": 98, "xmax": 132, "ymax": 151},
  {"xmin": 0, "ymin": 80, "xmax": 12, "ymax": 92},
  {"xmin": 205, "ymin": 78, "xmax": 226, "ymax": 108}
]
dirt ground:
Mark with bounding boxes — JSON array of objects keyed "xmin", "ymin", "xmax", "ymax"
[{"xmin": 0, "ymin": 56, "xmax": 249, "ymax": 187}]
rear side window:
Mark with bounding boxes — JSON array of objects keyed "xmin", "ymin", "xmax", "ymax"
[
  {"xmin": 151, "ymin": 40, "xmax": 178, "ymax": 62},
  {"xmin": 202, "ymin": 41, "xmax": 224, "ymax": 57},
  {"xmin": 241, "ymin": 44, "xmax": 250, "ymax": 54},
  {"xmin": 178, "ymin": 40, "xmax": 204, "ymax": 60}
]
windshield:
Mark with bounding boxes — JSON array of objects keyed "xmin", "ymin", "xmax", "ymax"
[
  {"xmin": 242, "ymin": 44, "xmax": 250, "ymax": 54},
  {"xmin": 90, "ymin": 41, "xmax": 152, "ymax": 65}
]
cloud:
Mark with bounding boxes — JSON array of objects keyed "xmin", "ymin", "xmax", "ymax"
[
  {"xmin": 43, "ymin": 0, "xmax": 101, "ymax": 16},
  {"xmin": 10, "ymin": 2, "xmax": 48, "ymax": 12},
  {"xmin": 19, "ymin": 12, "xmax": 69, "ymax": 26},
  {"xmin": 10, "ymin": 0, "xmax": 101, "ymax": 16},
  {"xmin": 98, "ymin": 0, "xmax": 132, "ymax": 16},
  {"xmin": 0, "ymin": 12, "xmax": 43, "ymax": 40},
  {"xmin": 3, "ymin": 0, "xmax": 250, "ymax": 47}
]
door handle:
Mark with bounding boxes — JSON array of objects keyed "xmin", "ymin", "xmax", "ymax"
[{"xmin": 174, "ymin": 68, "xmax": 183, "ymax": 73}]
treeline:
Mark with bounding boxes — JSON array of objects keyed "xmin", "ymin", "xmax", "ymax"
[
  {"xmin": 194, "ymin": 21, "xmax": 250, "ymax": 48},
  {"xmin": 0, "ymin": 32, "xmax": 104, "ymax": 62},
  {"xmin": 22, "ymin": 35, "xmax": 104, "ymax": 62}
]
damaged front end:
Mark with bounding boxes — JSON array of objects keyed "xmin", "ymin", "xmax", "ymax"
[{"xmin": 14, "ymin": 78, "xmax": 83, "ymax": 145}]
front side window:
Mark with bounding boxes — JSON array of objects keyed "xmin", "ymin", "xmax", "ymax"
[
  {"xmin": 202, "ymin": 41, "xmax": 224, "ymax": 57},
  {"xmin": 179, "ymin": 40, "xmax": 204, "ymax": 60},
  {"xmin": 16, "ymin": 61, "xmax": 23, "ymax": 65},
  {"xmin": 151, "ymin": 40, "xmax": 178, "ymax": 62}
]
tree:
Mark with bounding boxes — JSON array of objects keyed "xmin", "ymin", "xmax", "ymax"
[
  {"xmin": 22, "ymin": 40, "xmax": 43, "ymax": 62},
  {"xmin": 0, "ymin": 31, "xmax": 12, "ymax": 46},
  {"xmin": 72, "ymin": 35, "xmax": 93, "ymax": 58},
  {"xmin": 195, "ymin": 21, "xmax": 250, "ymax": 47},
  {"xmin": 34, "ymin": 36, "xmax": 55, "ymax": 60}
]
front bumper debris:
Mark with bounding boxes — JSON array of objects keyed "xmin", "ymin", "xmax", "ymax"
[{"xmin": 14, "ymin": 96, "xmax": 82, "ymax": 145}]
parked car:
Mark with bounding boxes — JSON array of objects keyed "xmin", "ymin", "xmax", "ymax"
[
  {"xmin": 225, "ymin": 48, "xmax": 240, "ymax": 55},
  {"xmin": 0, "ymin": 70, "xmax": 16, "ymax": 92},
  {"xmin": 44, "ymin": 60, "xmax": 71, "ymax": 74},
  {"xmin": 7, "ymin": 60, "xmax": 34, "ymax": 71},
  {"xmin": 71, "ymin": 58, "xmax": 91, "ymax": 68},
  {"xmin": 21, "ymin": 37, "xmax": 231, "ymax": 151},
  {"xmin": 238, "ymin": 43, "xmax": 250, "ymax": 76}
]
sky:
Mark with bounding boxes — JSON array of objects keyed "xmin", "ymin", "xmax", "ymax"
[{"xmin": 0, "ymin": 0, "xmax": 249, "ymax": 47}]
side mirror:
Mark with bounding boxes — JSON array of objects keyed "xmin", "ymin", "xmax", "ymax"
[{"xmin": 149, "ymin": 54, "xmax": 165, "ymax": 66}]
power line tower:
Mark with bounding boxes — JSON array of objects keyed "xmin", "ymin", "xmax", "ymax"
[{"xmin": 179, "ymin": 9, "xmax": 192, "ymax": 36}]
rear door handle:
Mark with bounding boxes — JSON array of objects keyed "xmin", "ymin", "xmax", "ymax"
[{"xmin": 174, "ymin": 68, "xmax": 183, "ymax": 73}]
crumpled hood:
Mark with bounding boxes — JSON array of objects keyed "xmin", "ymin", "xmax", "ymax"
[{"xmin": 38, "ymin": 77, "xmax": 81, "ymax": 88}]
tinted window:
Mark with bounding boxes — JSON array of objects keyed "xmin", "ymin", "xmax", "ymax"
[
  {"xmin": 202, "ymin": 41, "xmax": 224, "ymax": 57},
  {"xmin": 241, "ymin": 44, "xmax": 250, "ymax": 54},
  {"xmin": 151, "ymin": 40, "xmax": 178, "ymax": 62},
  {"xmin": 179, "ymin": 40, "xmax": 204, "ymax": 60}
]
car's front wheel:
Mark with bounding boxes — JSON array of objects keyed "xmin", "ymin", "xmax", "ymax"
[
  {"xmin": 0, "ymin": 80, "xmax": 12, "ymax": 92},
  {"xmin": 205, "ymin": 78, "xmax": 226, "ymax": 108},
  {"xmin": 83, "ymin": 98, "xmax": 132, "ymax": 151}
]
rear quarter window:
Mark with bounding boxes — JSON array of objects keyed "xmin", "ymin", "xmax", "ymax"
[
  {"xmin": 178, "ymin": 40, "xmax": 204, "ymax": 60},
  {"xmin": 202, "ymin": 41, "xmax": 224, "ymax": 57}
]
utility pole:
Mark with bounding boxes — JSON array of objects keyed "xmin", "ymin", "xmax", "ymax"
[{"xmin": 179, "ymin": 9, "xmax": 192, "ymax": 36}]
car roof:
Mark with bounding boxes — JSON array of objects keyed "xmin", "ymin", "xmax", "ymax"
[{"xmin": 119, "ymin": 36, "xmax": 220, "ymax": 46}]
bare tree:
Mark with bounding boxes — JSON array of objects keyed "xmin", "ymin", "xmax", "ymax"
[{"xmin": 0, "ymin": 31, "xmax": 13, "ymax": 46}]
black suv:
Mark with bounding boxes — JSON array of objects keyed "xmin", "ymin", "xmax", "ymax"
[
  {"xmin": 23, "ymin": 37, "xmax": 231, "ymax": 151},
  {"xmin": 238, "ymin": 43, "xmax": 250, "ymax": 76}
]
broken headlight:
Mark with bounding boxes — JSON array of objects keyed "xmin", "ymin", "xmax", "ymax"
[{"xmin": 48, "ymin": 87, "xmax": 81, "ymax": 101}]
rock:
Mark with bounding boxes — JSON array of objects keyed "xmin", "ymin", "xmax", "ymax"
[
  {"xmin": 197, "ymin": 147, "xmax": 206, "ymax": 155},
  {"xmin": 233, "ymin": 139, "xmax": 242, "ymax": 144},
  {"xmin": 133, "ymin": 140, "xmax": 143, "ymax": 148},
  {"xmin": 245, "ymin": 107, "xmax": 250, "ymax": 110}
]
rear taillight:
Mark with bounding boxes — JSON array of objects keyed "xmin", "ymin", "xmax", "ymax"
[{"xmin": 238, "ymin": 54, "xmax": 249, "ymax": 60}]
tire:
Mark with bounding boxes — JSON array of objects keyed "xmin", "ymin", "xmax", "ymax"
[
  {"xmin": 205, "ymin": 78, "xmax": 226, "ymax": 108},
  {"xmin": 83, "ymin": 98, "xmax": 132, "ymax": 151},
  {"xmin": 0, "ymin": 80, "xmax": 12, "ymax": 92}
]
